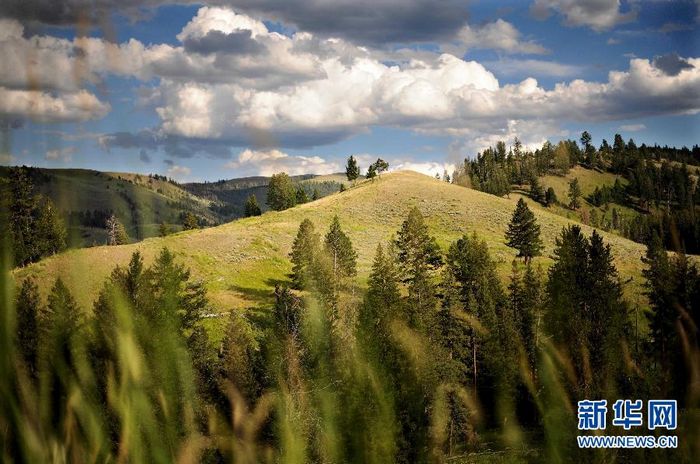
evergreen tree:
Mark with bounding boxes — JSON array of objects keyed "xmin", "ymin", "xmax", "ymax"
[
  {"xmin": 394, "ymin": 207, "xmax": 442, "ymax": 328},
  {"xmin": 324, "ymin": 215, "xmax": 357, "ymax": 282},
  {"xmin": 642, "ymin": 233, "xmax": 700, "ymax": 400},
  {"xmin": 373, "ymin": 158, "xmax": 389, "ymax": 176},
  {"xmin": 521, "ymin": 262, "xmax": 542, "ymax": 371},
  {"xmin": 41, "ymin": 278, "xmax": 83, "ymax": 376},
  {"xmin": 219, "ymin": 312, "xmax": 259, "ymax": 403},
  {"xmin": 580, "ymin": 131, "xmax": 598, "ymax": 168},
  {"xmin": 158, "ymin": 222, "xmax": 172, "ymax": 237},
  {"xmin": 106, "ymin": 214, "xmax": 129, "ymax": 245},
  {"xmin": 149, "ymin": 247, "xmax": 208, "ymax": 334},
  {"xmin": 312, "ymin": 188, "xmax": 320, "ymax": 201},
  {"xmin": 266, "ymin": 172, "xmax": 297, "ymax": 211},
  {"xmin": 34, "ymin": 197, "xmax": 66, "ymax": 257},
  {"xmin": 505, "ymin": 198, "xmax": 543, "ymax": 263},
  {"xmin": 16, "ymin": 277, "xmax": 42, "ymax": 376},
  {"xmin": 568, "ymin": 177, "xmax": 582, "ymax": 210},
  {"xmin": 364, "ymin": 244, "xmax": 401, "ymax": 324},
  {"xmin": 546, "ymin": 226, "xmax": 629, "ymax": 397},
  {"xmin": 445, "ymin": 233, "xmax": 514, "ymax": 412},
  {"xmin": 361, "ymin": 243, "xmax": 402, "ymax": 360},
  {"xmin": 182, "ymin": 212, "xmax": 199, "ymax": 230},
  {"xmin": 345, "ymin": 155, "xmax": 360, "ymax": 182},
  {"xmin": 8, "ymin": 166, "xmax": 37, "ymax": 266},
  {"xmin": 290, "ymin": 219, "xmax": 320, "ymax": 289},
  {"xmin": 529, "ymin": 176, "xmax": 544, "ymax": 204},
  {"xmin": 295, "ymin": 187, "xmax": 309, "ymax": 205},
  {"xmin": 366, "ymin": 164, "xmax": 377, "ymax": 180},
  {"xmin": 545, "ymin": 186, "xmax": 557, "ymax": 206},
  {"xmin": 244, "ymin": 194, "xmax": 262, "ymax": 217},
  {"xmin": 552, "ymin": 141, "xmax": 571, "ymax": 174}
]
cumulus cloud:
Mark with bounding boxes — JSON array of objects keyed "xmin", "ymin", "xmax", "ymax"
[
  {"xmin": 224, "ymin": 148, "xmax": 341, "ymax": 176},
  {"xmin": 0, "ymin": 87, "xmax": 110, "ymax": 122},
  {"xmin": 530, "ymin": 0, "xmax": 637, "ymax": 31},
  {"xmin": 391, "ymin": 160, "xmax": 456, "ymax": 178},
  {"xmin": 445, "ymin": 19, "xmax": 549, "ymax": 55},
  {"xmin": 4, "ymin": 4, "xmax": 700, "ymax": 172}
]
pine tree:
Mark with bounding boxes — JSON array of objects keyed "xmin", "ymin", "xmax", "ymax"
[
  {"xmin": 361, "ymin": 243, "xmax": 402, "ymax": 358},
  {"xmin": 521, "ymin": 262, "xmax": 542, "ymax": 371},
  {"xmin": 568, "ymin": 178, "xmax": 582, "ymax": 210},
  {"xmin": 266, "ymin": 172, "xmax": 296, "ymax": 211},
  {"xmin": 220, "ymin": 312, "xmax": 259, "ymax": 403},
  {"xmin": 529, "ymin": 176, "xmax": 544, "ymax": 204},
  {"xmin": 312, "ymin": 188, "xmax": 320, "ymax": 201},
  {"xmin": 295, "ymin": 187, "xmax": 309, "ymax": 204},
  {"xmin": 505, "ymin": 198, "xmax": 543, "ymax": 263},
  {"xmin": 364, "ymin": 244, "xmax": 401, "ymax": 322},
  {"xmin": 445, "ymin": 233, "xmax": 513, "ymax": 409},
  {"xmin": 16, "ymin": 277, "xmax": 42, "ymax": 376},
  {"xmin": 324, "ymin": 215, "xmax": 357, "ymax": 282},
  {"xmin": 35, "ymin": 197, "xmax": 66, "ymax": 257},
  {"xmin": 546, "ymin": 226, "xmax": 629, "ymax": 397},
  {"xmin": 159, "ymin": 222, "xmax": 172, "ymax": 237},
  {"xmin": 182, "ymin": 212, "xmax": 199, "ymax": 230},
  {"xmin": 149, "ymin": 247, "xmax": 208, "ymax": 334},
  {"xmin": 366, "ymin": 164, "xmax": 377, "ymax": 180},
  {"xmin": 244, "ymin": 194, "xmax": 262, "ymax": 217},
  {"xmin": 290, "ymin": 219, "xmax": 320, "ymax": 289},
  {"xmin": 345, "ymin": 155, "xmax": 360, "ymax": 183},
  {"xmin": 42, "ymin": 277, "xmax": 82, "ymax": 360},
  {"xmin": 394, "ymin": 207, "xmax": 442, "ymax": 327},
  {"xmin": 8, "ymin": 166, "xmax": 38, "ymax": 266},
  {"xmin": 373, "ymin": 158, "xmax": 389, "ymax": 176},
  {"xmin": 641, "ymin": 233, "xmax": 699, "ymax": 399},
  {"xmin": 545, "ymin": 186, "xmax": 557, "ymax": 206}
]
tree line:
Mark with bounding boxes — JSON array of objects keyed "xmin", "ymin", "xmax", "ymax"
[{"xmin": 453, "ymin": 133, "xmax": 700, "ymax": 253}]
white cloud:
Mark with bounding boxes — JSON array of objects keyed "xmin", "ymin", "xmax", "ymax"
[
  {"xmin": 224, "ymin": 148, "xmax": 341, "ymax": 176},
  {"xmin": 391, "ymin": 160, "xmax": 456, "ymax": 178},
  {"xmin": 446, "ymin": 19, "xmax": 549, "ymax": 55},
  {"xmin": 5, "ymin": 6, "xmax": 699, "ymax": 173},
  {"xmin": 166, "ymin": 164, "xmax": 192, "ymax": 179},
  {"xmin": 0, "ymin": 87, "xmax": 110, "ymax": 122},
  {"xmin": 618, "ymin": 123, "xmax": 646, "ymax": 132},
  {"xmin": 45, "ymin": 146, "xmax": 76, "ymax": 162}
]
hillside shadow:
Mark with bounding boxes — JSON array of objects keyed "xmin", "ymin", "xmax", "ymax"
[{"xmin": 228, "ymin": 277, "xmax": 290, "ymax": 306}]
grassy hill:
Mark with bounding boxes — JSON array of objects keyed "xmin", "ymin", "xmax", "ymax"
[
  {"xmin": 14, "ymin": 171, "xmax": 653, "ymax": 329},
  {"xmin": 511, "ymin": 166, "xmax": 640, "ymax": 240}
]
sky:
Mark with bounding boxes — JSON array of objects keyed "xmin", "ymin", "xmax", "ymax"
[{"xmin": 0, "ymin": 0, "xmax": 698, "ymax": 182}]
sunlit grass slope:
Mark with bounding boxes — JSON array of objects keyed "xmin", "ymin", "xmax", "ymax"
[{"xmin": 15, "ymin": 170, "xmax": 651, "ymax": 315}]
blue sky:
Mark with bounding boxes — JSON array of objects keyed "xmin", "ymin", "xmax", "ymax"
[{"xmin": 0, "ymin": 0, "xmax": 698, "ymax": 181}]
